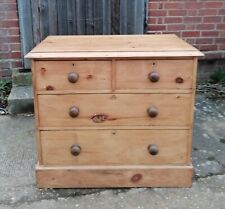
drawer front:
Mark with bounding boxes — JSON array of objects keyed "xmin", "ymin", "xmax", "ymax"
[
  {"xmin": 41, "ymin": 130, "xmax": 189, "ymax": 165},
  {"xmin": 35, "ymin": 61, "xmax": 111, "ymax": 91},
  {"xmin": 38, "ymin": 94, "xmax": 191, "ymax": 127},
  {"xmin": 116, "ymin": 60, "xmax": 193, "ymax": 90}
]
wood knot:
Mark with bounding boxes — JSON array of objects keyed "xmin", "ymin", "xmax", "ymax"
[
  {"xmin": 41, "ymin": 67, "xmax": 46, "ymax": 75},
  {"xmin": 86, "ymin": 74, "xmax": 93, "ymax": 79},
  {"xmin": 46, "ymin": 85, "xmax": 54, "ymax": 90},
  {"xmin": 91, "ymin": 114, "xmax": 108, "ymax": 123},
  {"xmin": 131, "ymin": 174, "xmax": 142, "ymax": 182}
]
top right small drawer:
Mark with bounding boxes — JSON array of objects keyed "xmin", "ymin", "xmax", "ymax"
[{"xmin": 116, "ymin": 59, "xmax": 194, "ymax": 90}]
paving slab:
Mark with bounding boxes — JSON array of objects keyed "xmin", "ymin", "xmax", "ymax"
[{"xmin": 0, "ymin": 94, "xmax": 225, "ymax": 209}]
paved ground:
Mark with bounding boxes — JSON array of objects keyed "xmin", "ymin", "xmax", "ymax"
[{"xmin": 0, "ymin": 94, "xmax": 225, "ymax": 209}]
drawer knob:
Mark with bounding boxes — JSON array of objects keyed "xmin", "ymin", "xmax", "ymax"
[
  {"xmin": 69, "ymin": 106, "xmax": 79, "ymax": 118},
  {"xmin": 148, "ymin": 71, "xmax": 160, "ymax": 82},
  {"xmin": 147, "ymin": 106, "xmax": 158, "ymax": 118},
  {"xmin": 68, "ymin": 72, "xmax": 79, "ymax": 83},
  {"xmin": 71, "ymin": 144, "xmax": 81, "ymax": 156},
  {"xmin": 148, "ymin": 144, "xmax": 158, "ymax": 155}
]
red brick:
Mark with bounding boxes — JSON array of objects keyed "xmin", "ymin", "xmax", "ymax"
[
  {"xmin": 8, "ymin": 27, "xmax": 19, "ymax": 35},
  {"xmin": 218, "ymin": 44, "xmax": 225, "ymax": 50},
  {"xmin": 185, "ymin": 2, "xmax": 203, "ymax": 10},
  {"xmin": 164, "ymin": 2, "xmax": 184, "ymax": 10},
  {"xmin": 147, "ymin": 24, "xmax": 166, "ymax": 31},
  {"xmin": 5, "ymin": 11, "xmax": 18, "ymax": 19},
  {"xmin": 205, "ymin": 52, "xmax": 223, "ymax": 59},
  {"xmin": 0, "ymin": 0, "xmax": 16, "ymax": 3},
  {"xmin": 204, "ymin": 1, "xmax": 224, "ymax": 8},
  {"xmin": 9, "ymin": 43, "xmax": 21, "ymax": 51},
  {"xmin": 217, "ymin": 24, "xmax": 225, "ymax": 30},
  {"xmin": 219, "ymin": 31, "xmax": 225, "ymax": 37},
  {"xmin": 157, "ymin": 18, "xmax": 163, "ymax": 24},
  {"xmin": 218, "ymin": 9, "xmax": 225, "ymax": 15},
  {"xmin": 198, "ymin": 9, "xmax": 217, "ymax": 16},
  {"xmin": 164, "ymin": 17, "xmax": 183, "ymax": 24},
  {"xmin": 197, "ymin": 24, "xmax": 215, "ymax": 30},
  {"xmin": 167, "ymin": 24, "xmax": 185, "ymax": 31},
  {"xmin": 199, "ymin": 45, "xmax": 218, "ymax": 51},
  {"xmin": 168, "ymin": 10, "xmax": 187, "ymax": 16},
  {"xmin": 11, "ymin": 61, "xmax": 22, "ymax": 68},
  {"xmin": 0, "ymin": 52, "xmax": 10, "ymax": 59},
  {"xmin": 148, "ymin": 18, "xmax": 157, "ymax": 24},
  {"xmin": 0, "ymin": 28, "xmax": 8, "ymax": 36},
  {"xmin": 0, "ymin": 44, "xmax": 8, "ymax": 51},
  {"xmin": 188, "ymin": 10, "xmax": 198, "ymax": 16},
  {"xmin": 0, "ymin": 20, "xmax": 18, "ymax": 27},
  {"xmin": 0, "ymin": 3, "xmax": 17, "ymax": 11},
  {"xmin": 196, "ymin": 38, "xmax": 213, "ymax": 44},
  {"xmin": 11, "ymin": 51, "xmax": 21, "ymax": 59},
  {"xmin": 186, "ymin": 24, "xmax": 196, "ymax": 30},
  {"xmin": 215, "ymin": 38, "xmax": 225, "ymax": 44},
  {"xmin": 202, "ymin": 31, "xmax": 219, "ymax": 37},
  {"xmin": 182, "ymin": 31, "xmax": 200, "ymax": 37},
  {"xmin": 149, "ymin": 2, "xmax": 158, "ymax": 10},
  {"xmin": 150, "ymin": 10, "xmax": 167, "ymax": 17},
  {"xmin": 203, "ymin": 16, "xmax": 221, "ymax": 23},
  {"xmin": 184, "ymin": 17, "xmax": 202, "ymax": 23},
  {"xmin": 0, "ymin": 12, "xmax": 6, "ymax": 19}
]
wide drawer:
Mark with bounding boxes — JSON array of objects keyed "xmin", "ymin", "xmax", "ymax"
[
  {"xmin": 38, "ymin": 94, "xmax": 192, "ymax": 127},
  {"xmin": 35, "ymin": 61, "xmax": 111, "ymax": 91},
  {"xmin": 116, "ymin": 60, "xmax": 194, "ymax": 90},
  {"xmin": 41, "ymin": 129, "xmax": 189, "ymax": 165}
]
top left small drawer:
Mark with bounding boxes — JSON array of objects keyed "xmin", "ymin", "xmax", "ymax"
[{"xmin": 35, "ymin": 61, "xmax": 111, "ymax": 91}]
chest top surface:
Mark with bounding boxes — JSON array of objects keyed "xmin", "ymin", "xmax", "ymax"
[{"xmin": 25, "ymin": 34, "xmax": 203, "ymax": 59}]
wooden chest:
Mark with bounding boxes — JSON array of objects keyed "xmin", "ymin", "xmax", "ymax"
[{"xmin": 26, "ymin": 35, "xmax": 203, "ymax": 188}]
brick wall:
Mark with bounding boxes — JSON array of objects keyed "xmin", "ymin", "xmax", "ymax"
[
  {"xmin": 147, "ymin": 0, "xmax": 225, "ymax": 60},
  {"xmin": 0, "ymin": 0, "xmax": 22, "ymax": 80}
]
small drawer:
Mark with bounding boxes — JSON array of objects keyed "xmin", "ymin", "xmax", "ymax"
[
  {"xmin": 35, "ymin": 61, "xmax": 111, "ymax": 91},
  {"xmin": 38, "ymin": 93, "xmax": 192, "ymax": 127},
  {"xmin": 116, "ymin": 60, "xmax": 194, "ymax": 90},
  {"xmin": 41, "ymin": 129, "xmax": 189, "ymax": 165}
]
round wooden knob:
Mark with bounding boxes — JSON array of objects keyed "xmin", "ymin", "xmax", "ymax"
[
  {"xmin": 148, "ymin": 144, "xmax": 158, "ymax": 155},
  {"xmin": 71, "ymin": 144, "xmax": 81, "ymax": 156},
  {"xmin": 147, "ymin": 106, "xmax": 158, "ymax": 118},
  {"xmin": 68, "ymin": 72, "xmax": 79, "ymax": 83},
  {"xmin": 148, "ymin": 71, "xmax": 160, "ymax": 82},
  {"xmin": 69, "ymin": 106, "xmax": 79, "ymax": 118}
]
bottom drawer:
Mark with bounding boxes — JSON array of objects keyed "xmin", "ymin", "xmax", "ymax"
[{"xmin": 41, "ymin": 129, "xmax": 189, "ymax": 165}]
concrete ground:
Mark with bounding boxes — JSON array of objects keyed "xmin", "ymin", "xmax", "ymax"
[{"xmin": 0, "ymin": 94, "xmax": 225, "ymax": 209}]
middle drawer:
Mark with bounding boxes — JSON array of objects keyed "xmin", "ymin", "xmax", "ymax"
[{"xmin": 38, "ymin": 94, "xmax": 191, "ymax": 127}]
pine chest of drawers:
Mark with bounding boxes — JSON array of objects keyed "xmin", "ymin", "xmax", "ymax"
[{"xmin": 26, "ymin": 35, "xmax": 203, "ymax": 188}]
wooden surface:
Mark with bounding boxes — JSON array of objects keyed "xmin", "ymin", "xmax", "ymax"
[
  {"xmin": 25, "ymin": 35, "xmax": 204, "ymax": 59},
  {"xmin": 35, "ymin": 60, "xmax": 111, "ymax": 90},
  {"xmin": 116, "ymin": 59, "xmax": 194, "ymax": 90},
  {"xmin": 36, "ymin": 164, "xmax": 193, "ymax": 188},
  {"xmin": 38, "ymin": 94, "xmax": 192, "ymax": 127},
  {"xmin": 41, "ymin": 129, "xmax": 189, "ymax": 165}
]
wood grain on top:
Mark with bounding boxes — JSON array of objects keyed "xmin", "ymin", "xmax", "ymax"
[{"xmin": 26, "ymin": 35, "xmax": 204, "ymax": 59}]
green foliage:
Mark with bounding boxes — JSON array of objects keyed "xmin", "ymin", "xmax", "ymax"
[
  {"xmin": 0, "ymin": 80, "xmax": 12, "ymax": 109},
  {"xmin": 210, "ymin": 68, "xmax": 225, "ymax": 84}
]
